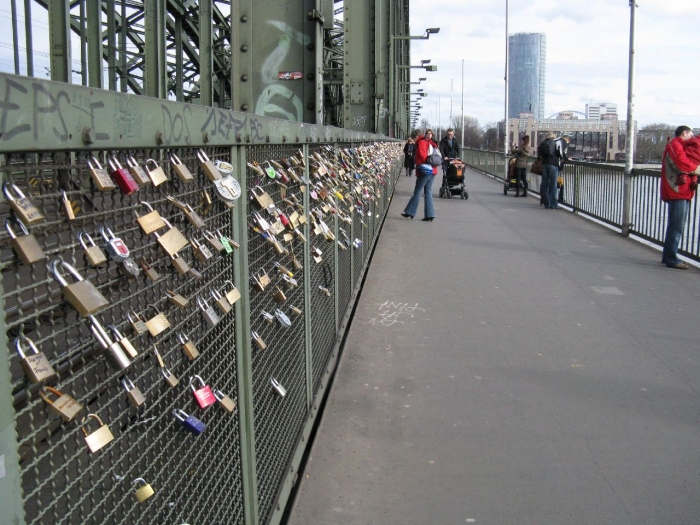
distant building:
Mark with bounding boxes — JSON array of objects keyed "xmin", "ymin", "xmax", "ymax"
[
  {"xmin": 585, "ymin": 102, "xmax": 618, "ymax": 120},
  {"xmin": 508, "ymin": 33, "xmax": 546, "ymax": 120}
]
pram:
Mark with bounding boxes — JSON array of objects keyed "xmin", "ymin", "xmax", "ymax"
[
  {"xmin": 503, "ymin": 157, "xmax": 525, "ymax": 195},
  {"xmin": 439, "ymin": 159, "xmax": 469, "ymax": 200}
]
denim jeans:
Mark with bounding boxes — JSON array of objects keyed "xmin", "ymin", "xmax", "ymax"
[
  {"xmin": 542, "ymin": 164, "xmax": 559, "ymax": 208},
  {"xmin": 662, "ymin": 199, "xmax": 689, "ymax": 265},
  {"xmin": 404, "ymin": 168, "xmax": 436, "ymax": 218}
]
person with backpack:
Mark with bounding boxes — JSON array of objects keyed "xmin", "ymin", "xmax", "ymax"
[
  {"xmin": 538, "ymin": 133, "xmax": 570, "ymax": 209},
  {"xmin": 439, "ymin": 128, "xmax": 461, "ymax": 175},
  {"xmin": 402, "ymin": 129, "xmax": 439, "ymax": 221}
]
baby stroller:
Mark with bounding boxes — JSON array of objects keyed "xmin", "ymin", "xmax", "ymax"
[
  {"xmin": 503, "ymin": 157, "xmax": 525, "ymax": 195},
  {"xmin": 439, "ymin": 159, "xmax": 469, "ymax": 200}
]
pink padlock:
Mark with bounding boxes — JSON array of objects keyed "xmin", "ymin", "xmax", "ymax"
[
  {"xmin": 190, "ymin": 375, "xmax": 216, "ymax": 409},
  {"xmin": 108, "ymin": 154, "xmax": 140, "ymax": 196}
]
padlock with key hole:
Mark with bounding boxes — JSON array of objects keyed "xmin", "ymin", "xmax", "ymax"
[
  {"xmin": 3, "ymin": 181, "xmax": 45, "ymax": 225},
  {"xmin": 16, "ymin": 334, "xmax": 56, "ymax": 384},
  {"xmin": 5, "ymin": 217, "xmax": 46, "ymax": 265},
  {"xmin": 271, "ymin": 378, "xmax": 287, "ymax": 398},
  {"xmin": 135, "ymin": 201, "xmax": 166, "ymax": 234},
  {"xmin": 82, "ymin": 413, "xmax": 114, "ymax": 453},
  {"xmin": 85, "ymin": 155, "xmax": 117, "ymax": 191},
  {"xmin": 169, "ymin": 152, "xmax": 194, "ymax": 182},
  {"xmin": 275, "ymin": 309, "xmax": 292, "ymax": 328},
  {"xmin": 39, "ymin": 386, "xmax": 83, "ymax": 421},
  {"xmin": 79, "ymin": 231, "xmax": 107, "ymax": 267},
  {"xmin": 212, "ymin": 175, "xmax": 240, "ymax": 204},
  {"xmin": 223, "ymin": 280, "xmax": 241, "ymax": 305},
  {"xmin": 274, "ymin": 261, "xmax": 293, "ymax": 277},
  {"xmin": 190, "ymin": 375, "xmax": 216, "ymax": 409},
  {"xmin": 166, "ymin": 290, "xmax": 189, "ymax": 309},
  {"xmin": 191, "ymin": 236, "xmax": 214, "ymax": 263},
  {"xmin": 202, "ymin": 229, "xmax": 224, "ymax": 252},
  {"xmin": 50, "ymin": 260, "xmax": 110, "ymax": 317},
  {"xmin": 178, "ymin": 332, "xmax": 199, "ymax": 361},
  {"xmin": 61, "ymin": 190, "xmax": 76, "ymax": 220},
  {"xmin": 100, "ymin": 226, "xmax": 130, "ymax": 261},
  {"xmin": 197, "ymin": 149, "xmax": 221, "ymax": 181},
  {"xmin": 145, "ymin": 158, "xmax": 168, "ymax": 186},
  {"xmin": 251, "ymin": 185, "xmax": 274, "ymax": 210},
  {"xmin": 118, "ymin": 257, "xmax": 141, "ymax": 280},
  {"xmin": 128, "ymin": 311, "xmax": 148, "ymax": 335},
  {"xmin": 107, "ymin": 154, "xmax": 140, "ymax": 195},
  {"xmin": 260, "ymin": 310, "xmax": 274, "ymax": 323},
  {"xmin": 213, "ymin": 389, "xmax": 236, "ymax": 413},
  {"xmin": 216, "ymin": 228, "xmax": 239, "ymax": 250},
  {"xmin": 170, "ymin": 252, "xmax": 191, "ymax": 275},
  {"xmin": 197, "ymin": 297, "xmax": 221, "ymax": 328},
  {"xmin": 90, "ymin": 316, "xmax": 132, "ymax": 370},
  {"xmin": 122, "ymin": 377, "xmax": 146, "ymax": 407},
  {"xmin": 166, "ymin": 195, "xmax": 206, "ymax": 230},
  {"xmin": 173, "ymin": 409, "xmax": 205, "ymax": 435},
  {"xmin": 107, "ymin": 324, "xmax": 138, "ymax": 358},
  {"xmin": 153, "ymin": 218, "xmax": 189, "ymax": 258},
  {"xmin": 161, "ymin": 368, "xmax": 179, "ymax": 388},
  {"xmin": 251, "ymin": 330, "xmax": 267, "ymax": 350},
  {"xmin": 133, "ymin": 478, "xmax": 155, "ymax": 503},
  {"xmin": 139, "ymin": 258, "xmax": 161, "ymax": 282},
  {"xmin": 144, "ymin": 304, "xmax": 171, "ymax": 337},
  {"xmin": 211, "ymin": 289, "xmax": 231, "ymax": 315},
  {"xmin": 125, "ymin": 154, "xmax": 152, "ymax": 186}
]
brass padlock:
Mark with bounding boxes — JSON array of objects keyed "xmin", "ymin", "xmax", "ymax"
[
  {"xmin": 3, "ymin": 181, "xmax": 45, "ymax": 225},
  {"xmin": 273, "ymin": 286, "xmax": 287, "ymax": 304},
  {"xmin": 161, "ymin": 368, "xmax": 179, "ymax": 388},
  {"xmin": 211, "ymin": 289, "xmax": 231, "ymax": 315},
  {"xmin": 166, "ymin": 195, "xmax": 206, "ymax": 230},
  {"xmin": 169, "ymin": 152, "xmax": 194, "ymax": 182},
  {"xmin": 145, "ymin": 158, "xmax": 169, "ymax": 186},
  {"xmin": 294, "ymin": 227, "xmax": 307, "ymax": 243},
  {"xmin": 139, "ymin": 258, "xmax": 161, "ymax": 282},
  {"xmin": 258, "ymin": 269, "xmax": 271, "ymax": 287},
  {"xmin": 135, "ymin": 201, "xmax": 166, "ymax": 234},
  {"xmin": 122, "ymin": 377, "xmax": 146, "ymax": 407},
  {"xmin": 82, "ymin": 413, "xmax": 114, "ymax": 453},
  {"xmin": 125, "ymin": 154, "xmax": 152, "ymax": 186},
  {"xmin": 154, "ymin": 218, "xmax": 189, "ymax": 257},
  {"xmin": 251, "ymin": 330, "xmax": 267, "ymax": 350},
  {"xmin": 90, "ymin": 316, "xmax": 132, "ymax": 370},
  {"xmin": 39, "ymin": 386, "xmax": 83, "ymax": 421},
  {"xmin": 49, "ymin": 260, "xmax": 110, "ymax": 317},
  {"xmin": 319, "ymin": 286, "xmax": 331, "ymax": 297},
  {"xmin": 197, "ymin": 297, "xmax": 221, "ymax": 328},
  {"xmin": 128, "ymin": 311, "xmax": 148, "ymax": 335},
  {"xmin": 197, "ymin": 149, "xmax": 222, "ymax": 181},
  {"xmin": 290, "ymin": 252, "xmax": 303, "ymax": 270},
  {"xmin": 252, "ymin": 185, "xmax": 274, "ymax": 209},
  {"xmin": 61, "ymin": 190, "xmax": 76, "ymax": 220},
  {"xmin": 224, "ymin": 280, "xmax": 241, "ymax": 305},
  {"xmin": 178, "ymin": 332, "xmax": 199, "ymax": 361},
  {"xmin": 16, "ymin": 334, "xmax": 56, "ymax": 384},
  {"xmin": 145, "ymin": 305, "xmax": 171, "ymax": 337},
  {"xmin": 216, "ymin": 228, "xmax": 239, "ymax": 250},
  {"xmin": 133, "ymin": 478, "xmax": 155, "ymax": 503},
  {"xmin": 152, "ymin": 345, "xmax": 165, "ymax": 368},
  {"xmin": 213, "ymin": 388, "xmax": 236, "ymax": 413},
  {"xmin": 289, "ymin": 305, "xmax": 303, "ymax": 316},
  {"xmin": 202, "ymin": 229, "xmax": 225, "ymax": 252},
  {"xmin": 108, "ymin": 324, "xmax": 138, "ymax": 358},
  {"xmin": 85, "ymin": 155, "xmax": 117, "ymax": 191},
  {"xmin": 170, "ymin": 252, "xmax": 190, "ymax": 275},
  {"xmin": 274, "ymin": 262, "xmax": 293, "ymax": 278},
  {"xmin": 79, "ymin": 231, "xmax": 107, "ymax": 267},
  {"xmin": 5, "ymin": 217, "xmax": 46, "ymax": 265},
  {"xmin": 166, "ymin": 290, "xmax": 189, "ymax": 309}
]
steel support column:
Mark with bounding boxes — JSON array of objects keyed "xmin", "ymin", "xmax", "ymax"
[
  {"xmin": 199, "ymin": 0, "xmax": 213, "ymax": 106},
  {"xmin": 144, "ymin": 0, "xmax": 166, "ymax": 98},
  {"xmin": 87, "ymin": 0, "xmax": 103, "ymax": 88},
  {"xmin": 48, "ymin": 0, "xmax": 71, "ymax": 83},
  {"xmin": 374, "ymin": 0, "xmax": 390, "ymax": 135},
  {"xmin": 231, "ymin": 0, "xmax": 253, "ymax": 113},
  {"xmin": 343, "ymin": 1, "xmax": 376, "ymax": 132}
]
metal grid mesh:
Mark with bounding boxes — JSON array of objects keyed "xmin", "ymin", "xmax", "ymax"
[{"xmin": 1, "ymin": 148, "xmax": 244, "ymax": 525}]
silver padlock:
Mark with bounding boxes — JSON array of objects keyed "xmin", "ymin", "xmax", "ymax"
[
  {"xmin": 271, "ymin": 378, "xmax": 287, "ymax": 397},
  {"xmin": 274, "ymin": 309, "xmax": 292, "ymax": 328},
  {"xmin": 100, "ymin": 226, "xmax": 130, "ymax": 261},
  {"xmin": 197, "ymin": 297, "xmax": 221, "ymax": 328},
  {"xmin": 89, "ymin": 316, "xmax": 132, "ymax": 371}
]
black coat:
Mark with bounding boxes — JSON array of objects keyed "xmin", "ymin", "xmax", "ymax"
[
  {"xmin": 403, "ymin": 143, "xmax": 416, "ymax": 169},
  {"xmin": 439, "ymin": 137, "xmax": 460, "ymax": 159}
]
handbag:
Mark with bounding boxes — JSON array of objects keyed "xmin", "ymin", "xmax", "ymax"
[
  {"xmin": 530, "ymin": 157, "xmax": 543, "ymax": 175},
  {"xmin": 428, "ymin": 144, "xmax": 443, "ymax": 167}
]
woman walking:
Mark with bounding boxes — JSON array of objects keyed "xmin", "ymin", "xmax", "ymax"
[
  {"xmin": 402, "ymin": 129, "xmax": 438, "ymax": 221},
  {"xmin": 403, "ymin": 138, "xmax": 416, "ymax": 177},
  {"xmin": 513, "ymin": 135, "xmax": 532, "ymax": 197}
]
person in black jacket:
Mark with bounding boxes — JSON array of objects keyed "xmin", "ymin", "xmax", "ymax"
[
  {"xmin": 403, "ymin": 138, "xmax": 416, "ymax": 177},
  {"xmin": 538, "ymin": 133, "xmax": 569, "ymax": 209},
  {"xmin": 439, "ymin": 128, "xmax": 460, "ymax": 174}
]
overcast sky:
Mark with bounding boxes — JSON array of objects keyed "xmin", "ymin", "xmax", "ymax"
[{"xmin": 409, "ymin": 0, "xmax": 700, "ymax": 130}]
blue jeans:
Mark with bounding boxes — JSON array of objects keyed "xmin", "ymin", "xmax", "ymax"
[
  {"xmin": 542, "ymin": 164, "xmax": 559, "ymax": 208},
  {"xmin": 662, "ymin": 199, "xmax": 689, "ymax": 265},
  {"xmin": 404, "ymin": 169, "xmax": 436, "ymax": 218}
]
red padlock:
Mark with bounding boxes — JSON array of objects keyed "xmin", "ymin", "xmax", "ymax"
[
  {"xmin": 190, "ymin": 375, "xmax": 216, "ymax": 409},
  {"xmin": 108, "ymin": 154, "xmax": 140, "ymax": 196},
  {"xmin": 279, "ymin": 213, "xmax": 290, "ymax": 227}
]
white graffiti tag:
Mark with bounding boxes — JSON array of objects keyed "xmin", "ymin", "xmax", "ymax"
[{"xmin": 364, "ymin": 301, "xmax": 425, "ymax": 327}]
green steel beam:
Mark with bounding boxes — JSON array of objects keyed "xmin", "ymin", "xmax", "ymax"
[
  {"xmin": 199, "ymin": 0, "xmax": 213, "ymax": 107},
  {"xmin": 343, "ymin": 1, "xmax": 375, "ymax": 132},
  {"xmin": 144, "ymin": 0, "xmax": 165, "ymax": 98},
  {"xmin": 48, "ymin": 0, "xmax": 72, "ymax": 83},
  {"xmin": 107, "ymin": 0, "xmax": 116, "ymax": 91},
  {"xmin": 375, "ymin": 0, "xmax": 390, "ymax": 135},
  {"xmin": 231, "ymin": 0, "xmax": 253, "ymax": 112}
]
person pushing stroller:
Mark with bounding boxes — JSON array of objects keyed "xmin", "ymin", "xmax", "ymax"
[{"xmin": 439, "ymin": 129, "xmax": 461, "ymax": 175}]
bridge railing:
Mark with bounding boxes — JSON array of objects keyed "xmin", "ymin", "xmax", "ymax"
[{"xmin": 461, "ymin": 148, "xmax": 700, "ymax": 263}]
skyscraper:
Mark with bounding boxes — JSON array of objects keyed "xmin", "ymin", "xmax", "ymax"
[{"xmin": 508, "ymin": 33, "xmax": 546, "ymax": 119}]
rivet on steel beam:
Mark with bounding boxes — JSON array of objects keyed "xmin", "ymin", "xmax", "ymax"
[
  {"xmin": 245, "ymin": 135, "xmax": 250, "ymax": 142},
  {"xmin": 203, "ymin": 132, "xmax": 210, "ymax": 143},
  {"xmin": 156, "ymin": 132, "xmax": 164, "ymax": 145},
  {"xmin": 265, "ymin": 135, "xmax": 270, "ymax": 143},
  {"xmin": 282, "ymin": 136, "xmax": 287, "ymax": 143},
  {"xmin": 241, "ymin": 104, "xmax": 249, "ymax": 111},
  {"xmin": 307, "ymin": 103, "xmax": 314, "ymax": 110},
  {"xmin": 307, "ymin": 43, "xmax": 314, "ymax": 51},
  {"xmin": 235, "ymin": 133, "xmax": 242, "ymax": 142},
  {"xmin": 240, "ymin": 45, "xmax": 248, "ymax": 52},
  {"xmin": 241, "ymin": 74, "xmax": 249, "ymax": 82},
  {"xmin": 82, "ymin": 128, "xmax": 95, "ymax": 145},
  {"xmin": 296, "ymin": 137, "xmax": 300, "ymax": 142},
  {"xmin": 240, "ymin": 15, "xmax": 248, "ymax": 22}
]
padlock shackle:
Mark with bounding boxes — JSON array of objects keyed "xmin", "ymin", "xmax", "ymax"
[
  {"xmin": 5, "ymin": 216, "xmax": 29, "ymax": 238},
  {"xmin": 213, "ymin": 388, "xmax": 225, "ymax": 402},
  {"xmin": 89, "ymin": 315, "xmax": 115, "ymax": 347},
  {"xmin": 15, "ymin": 333, "xmax": 40, "ymax": 358},
  {"xmin": 125, "ymin": 154, "xmax": 139, "ymax": 168},
  {"xmin": 99, "ymin": 226, "xmax": 117, "ymax": 243},
  {"xmin": 132, "ymin": 478, "xmax": 148, "ymax": 487},
  {"xmin": 78, "ymin": 231, "xmax": 96, "ymax": 249},
  {"xmin": 49, "ymin": 259, "xmax": 85, "ymax": 286},
  {"xmin": 81, "ymin": 413, "xmax": 104, "ymax": 436},
  {"xmin": 127, "ymin": 310, "xmax": 142, "ymax": 323},
  {"xmin": 210, "ymin": 289, "xmax": 223, "ymax": 300},
  {"xmin": 107, "ymin": 324, "xmax": 124, "ymax": 340},
  {"xmin": 196, "ymin": 149, "xmax": 210, "ymax": 163},
  {"xmin": 107, "ymin": 154, "xmax": 123, "ymax": 171},
  {"xmin": 176, "ymin": 331, "xmax": 190, "ymax": 345},
  {"xmin": 2, "ymin": 181, "xmax": 28, "ymax": 201},
  {"xmin": 146, "ymin": 303, "xmax": 162, "ymax": 315},
  {"xmin": 165, "ymin": 195, "xmax": 187, "ymax": 210},
  {"xmin": 169, "ymin": 152, "xmax": 183, "ymax": 165},
  {"xmin": 145, "ymin": 158, "xmax": 159, "ymax": 170},
  {"xmin": 138, "ymin": 201, "xmax": 155, "ymax": 212},
  {"xmin": 122, "ymin": 377, "xmax": 135, "ymax": 390},
  {"xmin": 189, "ymin": 375, "xmax": 205, "ymax": 391},
  {"xmin": 196, "ymin": 297, "xmax": 210, "ymax": 310},
  {"xmin": 172, "ymin": 408, "xmax": 188, "ymax": 421},
  {"xmin": 86, "ymin": 154, "xmax": 103, "ymax": 170}
]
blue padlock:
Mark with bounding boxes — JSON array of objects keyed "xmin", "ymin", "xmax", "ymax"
[{"xmin": 173, "ymin": 409, "xmax": 206, "ymax": 435}]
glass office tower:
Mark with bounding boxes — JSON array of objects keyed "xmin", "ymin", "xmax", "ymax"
[{"xmin": 508, "ymin": 33, "xmax": 546, "ymax": 119}]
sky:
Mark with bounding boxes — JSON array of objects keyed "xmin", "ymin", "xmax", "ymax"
[{"xmin": 408, "ymin": 0, "xmax": 700, "ymax": 130}]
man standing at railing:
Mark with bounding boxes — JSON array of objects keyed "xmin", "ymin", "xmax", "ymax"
[
  {"xmin": 660, "ymin": 126, "xmax": 700, "ymax": 270},
  {"xmin": 538, "ymin": 133, "xmax": 570, "ymax": 209}
]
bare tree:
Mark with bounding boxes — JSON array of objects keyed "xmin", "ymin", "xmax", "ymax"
[
  {"xmin": 450, "ymin": 114, "xmax": 483, "ymax": 149},
  {"xmin": 483, "ymin": 122, "xmax": 499, "ymax": 151}
]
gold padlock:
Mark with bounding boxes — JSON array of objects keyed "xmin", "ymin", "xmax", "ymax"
[
  {"xmin": 273, "ymin": 286, "xmax": 287, "ymax": 304},
  {"xmin": 139, "ymin": 258, "xmax": 161, "ymax": 282},
  {"xmin": 145, "ymin": 158, "xmax": 169, "ymax": 186},
  {"xmin": 128, "ymin": 311, "xmax": 148, "ymax": 335},
  {"xmin": 85, "ymin": 155, "xmax": 117, "ymax": 191},
  {"xmin": 108, "ymin": 325, "xmax": 138, "ymax": 358},
  {"xmin": 289, "ymin": 305, "xmax": 303, "ymax": 316},
  {"xmin": 224, "ymin": 280, "xmax": 241, "ymax": 305},
  {"xmin": 211, "ymin": 289, "xmax": 231, "ymax": 315},
  {"xmin": 82, "ymin": 413, "xmax": 114, "ymax": 453},
  {"xmin": 178, "ymin": 332, "xmax": 199, "ymax": 361},
  {"xmin": 213, "ymin": 389, "xmax": 236, "ymax": 413},
  {"xmin": 161, "ymin": 367, "xmax": 179, "ymax": 388},
  {"xmin": 61, "ymin": 190, "xmax": 76, "ymax": 220},
  {"xmin": 40, "ymin": 386, "xmax": 83, "ymax": 421},
  {"xmin": 5, "ymin": 217, "xmax": 46, "ymax": 265},
  {"xmin": 170, "ymin": 252, "xmax": 191, "ymax": 275},
  {"xmin": 258, "ymin": 269, "xmax": 271, "ymax": 287},
  {"xmin": 122, "ymin": 377, "xmax": 146, "ymax": 407},
  {"xmin": 15, "ymin": 334, "xmax": 56, "ymax": 384},
  {"xmin": 197, "ymin": 149, "xmax": 222, "ymax": 181},
  {"xmin": 252, "ymin": 185, "xmax": 274, "ymax": 209},
  {"xmin": 3, "ymin": 181, "xmax": 45, "ymax": 225},
  {"xmin": 154, "ymin": 218, "xmax": 189, "ymax": 257},
  {"xmin": 125, "ymin": 154, "xmax": 152, "ymax": 186},
  {"xmin": 135, "ymin": 201, "xmax": 166, "ymax": 234},
  {"xmin": 169, "ymin": 152, "xmax": 194, "ymax": 182},
  {"xmin": 144, "ymin": 304, "xmax": 171, "ymax": 337},
  {"xmin": 166, "ymin": 290, "xmax": 189, "ymax": 309},
  {"xmin": 251, "ymin": 330, "xmax": 267, "ymax": 350},
  {"xmin": 202, "ymin": 229, "xmax": 225, "ymax": 252},
  {"xmin": 133, "ymin": 478, "xmax": 155, "ymax": 503},
  {"xmin": 166, "ymin": 195, "xmax": 206, "ymax": 230},
  {"xmin": 79, "ymin": 231, "xmax": 107, "ymax": 267},
  {"xmin": 49, "ymin": 260, "xmax": 110, "ymax": 317},
  {"xmin": 191, "ymin": 236, "xmax": 213, "ymax": 263}
]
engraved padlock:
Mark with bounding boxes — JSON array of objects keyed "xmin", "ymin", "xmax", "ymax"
[
  {"xmin": 273, "ymin": 286, "xmax": 287, "ymax": 304},
  {"xmin": 135, "ymin": 201, "xmax": 166, "ymax": 234},
  {"xmin": 133, "ymin": 478, "xmax": 155, "ymax": 503},
  {"xmin": 251, "ymin": 330, "xmax": 267, "ymax": 350},
  {"xmin": 202, "ymin": 229, "xmax": 224, "ymax": 253},
  {"xmin": 170, "ymin": 252, "xmax": 191, "ymax": 275},
  {"xmin": 122, "ymin": 377, "xmax": 146, "ymax": 407},
  {"xmin": 85, "ymin": 155, "xmax": 117, "ymax": 191},
  {"xmin": 89, "ymin": 316, "xmax": 132, "ymax": 370},
  {"xmin": 125, "ymin": 154, "xmax": 152, "ymax": 186},
  {"xmin": 161, "ymin": 367, "xmax": 179, "ymax": 388},
  {"xmin": 145, "ymin": 158, "xmax": 169, "ymax": 186},
  {"xmin": 108, "ymin": 324, "xmax": 138, "ymax": 358},
  {"xmin": 213, "ymin": 388, "xmax": 236, "ymax": 413},
  {"xmin": 223, "ymin": 280, "xmax": 241, "ymax": 305},
  {"xmin": 166, "ymin": 195, "xmax": 206, "ymax": 230},
  {"xmin": 128, "ymin": 311, "xmax": 148, "ymax": 335},
  {"xmin": 139, "ymin": 258, "xmax": 161, "ymax": 282},
  {"xmin": 213, "ymin": 174, "xmax": 241, "ymax": 204},
  {"xmin": 79, "ymin": 231, "xmax": 107, "ymax": 267},
  {"xmin": 197, "ymin": 149, "xmax": 222, "ymax": 181},
  {"xmin": 16, "ymin": 334, "xmax": 56, "ymax": 384},
  {"xmin": 178, "ymin": 332, "xmax": 199, "ymax": 361},
  {"xmin": 271, "ymin": 378, "xmax": 287, "ymax": 397},
  {"xmin": 107, "ymin": 154, "xmax": 140, "ymax": 195},
  {"xmin": 169, "ymin": 152, "xmax": 194, "ymax": 182},
  {"xmin": 191, "ymin": 236, "xmax": 213, "ymax": 263},
  {"xmin": 166, "ymin": 289, "xmax": 189, "ymax": 309},
  {"xmin": 144, "ymin": 304, "xmax": 171, "ymax": 337},
  {"xmin": 3, "ymin": 181, "xmax": 45, "ymax": 225},
  {"xmin": 154, "ymin": 218, "xmax": 189, "ymax": 258},
  {"xmin": 173, "ymin": 408, "xmax": 206, "ymax": 435},
  {"xmin": 251, "ymin": 185, "xmax": 274, "ymax": 209},
  {"xmin": 275, "ymin": 308, "xmax": 292, "ymax": 328},
  {"xmin": 82, "ymin": 413, "xmax": 114, "ymax": 453},
  {"xmin": 197, "ymin": 297, "xmax": 221, "ymax": 328},
  {"xmin": 5, "ymin": 217, "xmax": 46, "ymax": 265},
  {"xmin": 211, "ymin": 289, "xmax": 231, "ymax": 315},
  {"xmin": 100, "ymin": 226, "xmax": 130, "ymax": 261},
  {"xmin": 39, "ymin": 386, "xmax": 83, "ymax": 421},
  {"xmin": 49, "ymin": 260, "xmax": 110, "ymax": 316},
  {"xmin": 190, "ymin": 375, "xmax": 216, "ymax": 409}
]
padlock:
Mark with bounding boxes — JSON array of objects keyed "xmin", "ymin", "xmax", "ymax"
[
  {"xmin": 289, "ymin": 305, "xmax": 302, "ymax": 316},
  {"xmin": 250, "ymin": 274, "xmax": 265, "ymax": 292},
  {"xmin": 118, "ymin": 256, "xmax": 141, "ymax": 280},
  {"xmin": 281, "ymin": 274, "xmax": 298, "ymax": 289},
  {"xmin": 133, "ymin": 478, "xmax": 155, "ymax": 503},
  {"xmin": 85, "ymin": 155, "xmax": 117, "ymax": 191},
  {"xmin": 216, "ymin": 228, "xmax": 239, "ymax": 250},
  {"xmin": 144, "ymin": 305, "xmax": 171, "ymax": 337},
  {"xmin": 273, "ymin": 286, "xmax": 286, "ymax": 304},
  {"xmin": 251, "ymin": 330, "xmax": 267, "ymax": 350},
  {"xmin": 247, "ymin": 161, "xmax": 265, "ymax": 177},
  {"xmin": 212, "ymin": 175, "xmax": 241, "ymax": 204},
  {"xmin": 161, "ymin": 368, "xmax": 179, "ymax": 388},
  {"xmin": 223, "ymin": 280, "xmax": 241, "ymax": 305},
  {"xmin": 15, "ymin": 334, "xmax": 56, "ymax": 384},
  {"xmin": 188, "ymin": 267, "xmax": 204, "ymax": 280},
  {"xmin": 173, "ymin": 409, "xmax": 206, "ymax": 435},
  {"xmin": 191, "ymin": 236, "xmax": 214, "ymax": 263},
  {"xmin": 170, "ymin": 252, "xmax": 190, "ymax": 275},
  {"xmin": 213, "ymin": 389, "xmax": 236, "ymax": 413},
  {"xmin": 39, "ymin": 386, "xmax": 83, "ymax": 421},
  {"xmin": 190, "ymin": 375, "xmax": 216, "ymax": 409},
  {"xmin": 100, "ymin": 227, "xmax": 130, "ymax": 261},
  {"xmin": 202, "ymin": 229, "xmax": 225, "ymax": 252},
  {"xmin": 264, "ymin": 162, "xmax": 277, "ymax": 179},
  {"xmin": 258, "ymin": 269, "xmax": 271, "ymax": 287},
  {"xmin": 2, "ymin": 181, "xmax": 45, "ymax": 225},
  {"xmin": 107, "ymin": 154, "xmax": 140, "ymax": 195},
  {"xmin": 251, "ymin": 186, "xmax": 274, "ymax": 210},
  {"xmin": 290, "ymin": 252, "xmax": 303, "ymax": 270},
  {"xmin": 197, "ymin": 297, "xmax": 221, "ymax": 328},
  {"xmin": 253, "ymin": 211, "xmax": 270, "ymax": 231},
  {"xmin": 319, "ymin": 286, "xmax": 331, "ymax": 297},
  {"xmin": 139, "ymin": 258, "xmax": 161, "ymax": 282},
  {"xmin": 82, "ymin": 413, "xmax": 115, "ymax": 453},
  {"xmin": 261, "ymin": 310, "xmax": 274, "ymax": 323},
  {"xmin": 166, "ymin": 289, "xmax": 189, "ymax": 309},
  {"xmin": 125, "ymin": 154, "xmax": 152, "ymax": 186},
  {"xmin": 166, "ymin": 195, "xmax": 206, "ymax": 230},
  {"xmin": 90, "ymin": 316, "xmax": 132, "ymax": 370},
  {"xmin": 169, "ymin": 152, "xmax": 194, "ymax": 182},
  {"xmin": 79, "ymin": 231, "xmax": 107, "ymax": 267},
  {"xmin": 275, "ymin": 309, "xmax": 292, "ymax": 328},
  {"xmin": 271, "ymin": 378, "xmax": 287, "ymax": 398},
  {"xmin": 5, "ymin": 217, "xmax": 46, "ymax": 265},
  {"xmin": 154, "ymin": 218, "xmax": 189, "ymax": 258},
  {"xmin": 211, "ymin": 289, "xmax": 231, "ymax": 315},
  {"xmin": 107, "ymin": 324, "xmax": 138, "ymax": 358},
  {"xmin": 274, "ymin": 261, "xmax": 293, "ymax": 278},
  {"xmin": 294, "ymin": 227, "xmax": 307, "ymax": 243},
  {"xmin": 49, "ymin": 260, "xmax": 110, "ymax": 317},
  {"xmin": 197, "ymin": 149, "xmax": 222, "ymax": 181},
  {"xmin": 268, "ymin": 218, "xmax": 285, "ymax": 236},
  {"xmin": 61, "ymin": 190, "xmax": 76, "ymax": 220},
  {"xmin": 135, "ymin": 201, "xmax": 166, "ymax": 234},
  {"xmin": 128, "ymin": 311, "xmax": 148, "ymax": 335},
  {"xmin": 145, "ymin": 158, "xmax": 169, "ymax": 186},
  {"xmin": 122, "ymin": 377, "xmax": 146, "ymax": 407},
  {"xmin": 152, "ymin": 345, "xmax": 165, "ymax": 368},
  {"xmin": 178, "ymin": 332, "xmax": 199, "ymax": 361}
]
